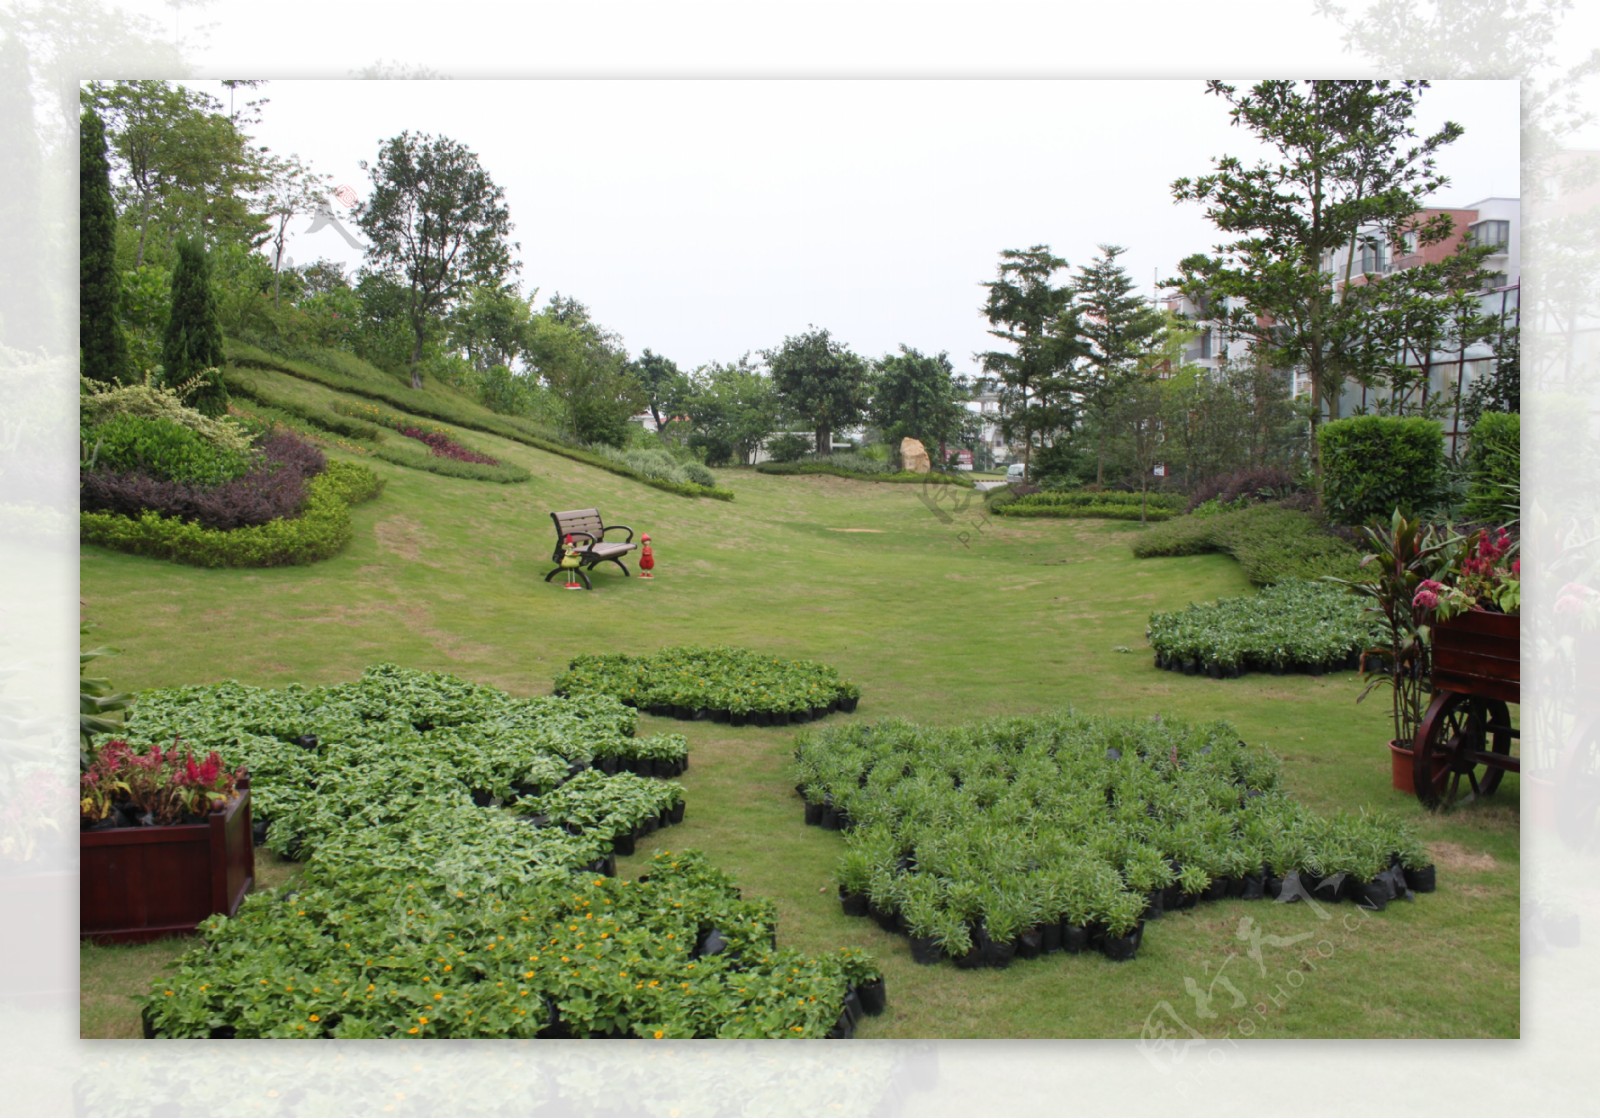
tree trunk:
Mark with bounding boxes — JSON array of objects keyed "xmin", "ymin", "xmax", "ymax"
[
  {"xmin": 816, "ymin": 425, "xmax": 831, "ymax": 457},
  {"xmin": 409, "ymin": 331, "xmax": 425, "ymax": 390}
]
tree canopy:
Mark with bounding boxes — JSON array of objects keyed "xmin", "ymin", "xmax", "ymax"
[
  {"xmin": 356, "ymin": 130, "xmax": 516, "ymax": 388},
  {"xmin": 764, "ymin": 327, "xmax": 870, "ymax": 457}
]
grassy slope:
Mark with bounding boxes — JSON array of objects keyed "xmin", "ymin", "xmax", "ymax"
[{"xmin": 79, "ymin": 364, "xmax": 1519, "ymax": 1039}]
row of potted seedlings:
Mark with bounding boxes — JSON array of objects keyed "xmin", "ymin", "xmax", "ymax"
[
  {"xmin": 114, "ymin": 666, "xmax": 883, "ymax": 1038},
  {"xmin": 1146, "ymin": 578, "xmax": 1384, "ymax": 678},
  {"xmin": 554, "ymin": 646, "xmax": 861, "ymax": 725},
  {"xmin": 793, "ymin": 711, "xmax": 1438, "ymax": 968}
]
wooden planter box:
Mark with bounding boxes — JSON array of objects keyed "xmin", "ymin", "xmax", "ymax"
[
  {"xmin": 80, "ymin": 782, "xmax": 255, "ymax": 944},
  {"xmin": 1432, "ymin": 609, "xmax": 1519, "ymax": 705}
]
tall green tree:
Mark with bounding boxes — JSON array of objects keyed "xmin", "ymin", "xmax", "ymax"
[
  {"xmin": 162, "ymin": 238, "xmax": 227, "ymax": 415},
  {"xmin": 1073, "ymin": 245, "xmax": 1164, "ymax": 485},
  {"xmin": 869, "ymin": 346, "xmax": 966, "ymax": 460},
  {"xmin": 686, "ymin": 357, "xmax": 779, "ymax": 466},
  {"xmin": 80, "ymin": 106, "xmax": 130, "ymax": 385},
  {"xmin": 448, "ymin": 283, "xmax": 535, "ymax": 374},
  {"xmin": 977, "ymin": 245, "xmax": 1081, "ymax": 475},
  {"xmin": 1170, "ymin": 79, "xmax": 1464, "ymax": 482},
  {"xmin": 526, "ymin": 295, "xmax": 642, "ymax": 447},
  {"xmin": 259, "ymin": 151, "xmax": 330, "ymax": 306},
  {"xmin": 763, "ymin": 327, "xmax": 870, "ymax": 457},
  {"xmin": 628, "ymin": 349, "xmax": 694, "ymax": 442},
  {"xmin": 82, "ymin": 79, "xmax": 267, "ymax": 266},
  {"xmin": 356, "ymin": 131, "xmax": 516, "ymax": 389}
]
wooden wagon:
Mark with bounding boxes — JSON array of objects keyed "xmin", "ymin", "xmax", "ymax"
[{"xmin": 1411, "ymin": 609, "xmax": 1519, "ymax": 809}]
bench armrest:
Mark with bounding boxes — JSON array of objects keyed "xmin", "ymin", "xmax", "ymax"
[{"xmin": 599, "ymin": 524, "xmax": 635, "ymax": 543}]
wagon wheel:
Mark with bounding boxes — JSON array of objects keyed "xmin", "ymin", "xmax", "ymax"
[{"xmin": 1414, "ymin": 692, "xmax": 1513, "ymax": 810}]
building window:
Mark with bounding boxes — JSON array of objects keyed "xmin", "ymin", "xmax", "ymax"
[
  {"xmin": 1481, "ymin": 271, "xmax": 1507, "ymax": 291},
  {"xmin": 1401, "ymin": 230, "xmax": 1418, "ymax": 255},
  {"xmin": 1199, "ymin": 330, "xmax": 1213, "ymax": 359},
  {"xmin": 1470, "ymin": 220, "xmax": 1510, "ymax": 250},
  {"xmin": 1358, "ymin": 237, "xmax": 1388, "ymax": 275}
]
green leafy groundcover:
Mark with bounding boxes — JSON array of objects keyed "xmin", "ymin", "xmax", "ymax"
[
  {"xmin": 991, "ymin": 489, "xmax": 1185, "ymax": 520},
  {"xmin": 1130, "ymin": 503, "xmax": 1362, "ymax": 585},
  {"xmin": 1146, "ymin": 578, "xmax": 1383, "ymax": 677},
  {"xmin": 124, "ymin": 666, "xmax": 882, "ymax": 1038},
  {"xmin": 794, "ymin": 711, "xmax": 1435, "ymax": 967},
  {"xmin": 555, "ymin": 646, "xmax": 861, "ymax": 724}
]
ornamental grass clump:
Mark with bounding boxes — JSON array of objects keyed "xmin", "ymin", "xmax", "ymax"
[
  {"xmin": 794, "ymin": 709, "xmax": 1434, "ymax": 966},
  {"xmin": 1147, "ymin": 578, "xmax": 1384, "ymax": 677}
]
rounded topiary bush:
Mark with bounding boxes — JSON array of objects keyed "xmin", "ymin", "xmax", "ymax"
[{"xmin": 1317, "ymin": 416, "xmax": 1446, "ymax": 526}]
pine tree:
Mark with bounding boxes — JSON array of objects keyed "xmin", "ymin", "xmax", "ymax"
[
  {"xmin": 162, "ymin": 239, "xmax": 228, "ymax": 416},
  {"xmin": 80, "ymin": 107, "xmax": 131, "ymax": 385}
]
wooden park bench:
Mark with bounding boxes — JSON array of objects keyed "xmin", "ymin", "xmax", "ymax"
[{"xmin": 545, "ymin": 508, "xmax": 637, "ymax": 590}]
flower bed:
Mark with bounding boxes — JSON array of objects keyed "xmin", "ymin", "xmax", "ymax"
[
  {"xmin": 1146, "ymin": 579, "xmax": 1383, "ymax": 677},
  {"xmin": 119, "ymin": 666, "xmax": 882, "ymax": 1037},
  {"xmin": 555, "ymin": 646, "xmax": 860, "ymax": 724},
  {"xmin": 793, "ymin": 711, "xmax": 1436, "ymax": 967}
]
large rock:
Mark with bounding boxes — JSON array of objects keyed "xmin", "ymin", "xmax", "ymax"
[{"xmin": 900, "ymin": 437, "xmax": 931, "ymax": 474}]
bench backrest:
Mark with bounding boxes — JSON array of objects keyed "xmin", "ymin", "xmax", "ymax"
[{"xmin": 552, "ymin": 508, "xmax": 606, "ymax": 541}]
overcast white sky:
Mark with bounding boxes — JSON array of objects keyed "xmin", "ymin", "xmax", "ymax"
[{"xmin": 198, "ymin": 78, "xmax": 1519, "ymax": 375}]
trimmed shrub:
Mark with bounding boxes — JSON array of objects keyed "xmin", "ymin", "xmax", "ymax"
[
  {"xmin": 1464, "ymin": 411, "xmax": 1519, "ymax": 523},
  {"xmin": 221, "ymin": 369, "xmax": 384, "ymax": 441},
  {"xmin": 681, "ymin": 461, "xmax": 717, "ymax": 487},
  {"xmin": 82, "ymin": 413, "xmax": 254, "ymax": 485},
  {"xmin": 756, "ymin": 459, "xmax": 972, "ymax": 486},
  {"xmin": 1131, "ymin": 503, "xmax": 1362, "ymax": 584},
  {"xmin": 81, "ymin": 429, "xmax": 326, "ymax": 530},
  {"xmin": 81, "ymin": 460, "xmax": 381, "ymax": 567},
  {"xmin": 766, "ymin": 433, "xmax": 811, "ymax": 463},
  {"xmin": 1317, "ymin": 416, "xmax": 1447, "ymax": 526}
]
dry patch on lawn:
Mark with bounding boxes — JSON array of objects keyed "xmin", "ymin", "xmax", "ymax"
[
  {"xmin": 373, "ymin": 515, "xmax": 434, "ymax": 563},
  {"xmin": 1430, "ymin": 842, "xmax": 1498, "ymax": 874}
]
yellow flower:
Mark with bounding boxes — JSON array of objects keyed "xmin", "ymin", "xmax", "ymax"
[
  {"xmin": 309, "ymin": 1014, "xmax": 321, "ymax": 1022},
  {"xmin": 653, "ymin": 1030, "xmax": 664, "ymax": 1039}
]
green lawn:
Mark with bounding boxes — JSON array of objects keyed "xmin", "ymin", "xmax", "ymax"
[{"xmin": 79, "ymin": 381, "xmax": 1519, "ymax": 1038}]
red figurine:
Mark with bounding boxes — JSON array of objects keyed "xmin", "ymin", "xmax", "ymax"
[{"xmin": 638, "ymin": 533, "xmax": 655, "ymax": 579}]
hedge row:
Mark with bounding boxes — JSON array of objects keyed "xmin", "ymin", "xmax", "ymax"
[
  {"xmin": 755, "ymin": 461, "xmax": 972, "ymax": 486},
  {"xmin": 1130, "ymin": 503, "xmax": 1362, "ymax": 585},
  {"xmin": 222, "ymin": 368, "xmax": 385, "ymax": 441},
  {"xmin": 81, "ymin": 460, "xmax": 382, "ymax": 567},
  {"xmin": 992, "ymin": 490, "xmax": 1184, "ymax": 521},
  {"xmin": 227, "ymin": 341, "xmax": 733, "ymax": 500}
]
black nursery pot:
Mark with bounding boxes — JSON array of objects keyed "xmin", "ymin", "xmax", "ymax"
[
  {"xmin": 1099, "ymin": 927, "xmax": 1141, "ymax": 962},
  {"xmin": 1015, "ymin": 927, "xmax": 1044, "ymax": 960},
  {"xmin": 868, "ymin": 902, "xmax": 900, "ymax": 934},
  {"xmin": 857, "ymin": 977, "xmax": 888, "ymax": 1016},
  {"xmin": 1040, "ymin": 922, "xmax": 1063, "ymax": 954},
  {"xmin": 1264, "ymin": 873, "xmax": 1285, "ymax": 900},
  {"xmin": 819, "ymin": 805, "xmax": 840, "ymax": 830},
  {"xmin": 1143, "ymin": 890, "xmax": 1165, "ymax": 921},
  {"xmin": 612, "ymin": 832, "xmax": 636, "ymax": 856},
  {"xmin": 909, "ymin": 936, "xmax": 943, "ymax": 965},
  {"xmin": 804, "ymin": 801, "xmax": 825, "ymax": 827},
  {"xmin": 839, "ymin": 887, "xmax": 870, "ymax": 918},
  {"xmin": 1060, "ymin": 923, "xmax": 1090, "ymax": 955},
  {"xmin": 1350, "ymin": 878, "xmax": 1388, "ymax": 911},
  {"xmin": 1239, "ymin": 872, "xmax": 1265, "ymax": 901},
  {"xmin": 1405, "ymin": 864, "xmax": 1437, "ymax": 893},
  {"xmin": 668, "ymin": 801, "xmax": 685, "ymax": 825}
]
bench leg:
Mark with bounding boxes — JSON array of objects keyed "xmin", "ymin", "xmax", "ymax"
[{"xmin": 605, "ymin": 557, "xmax": 632, "ymax": 577}]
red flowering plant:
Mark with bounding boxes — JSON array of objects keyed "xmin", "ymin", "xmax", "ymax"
[
  {"xmin": 80, "ymin": 737, "xmax": 244, "ymax": 828},
  {"xmin": 1412, "ymin": 525, "xmax": 1520, "ymax": 621}
]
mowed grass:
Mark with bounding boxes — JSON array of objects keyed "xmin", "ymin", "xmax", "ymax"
[{"xmin": 79, "ymin": 387, "xmax": 1520, "ymax": 1038}]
